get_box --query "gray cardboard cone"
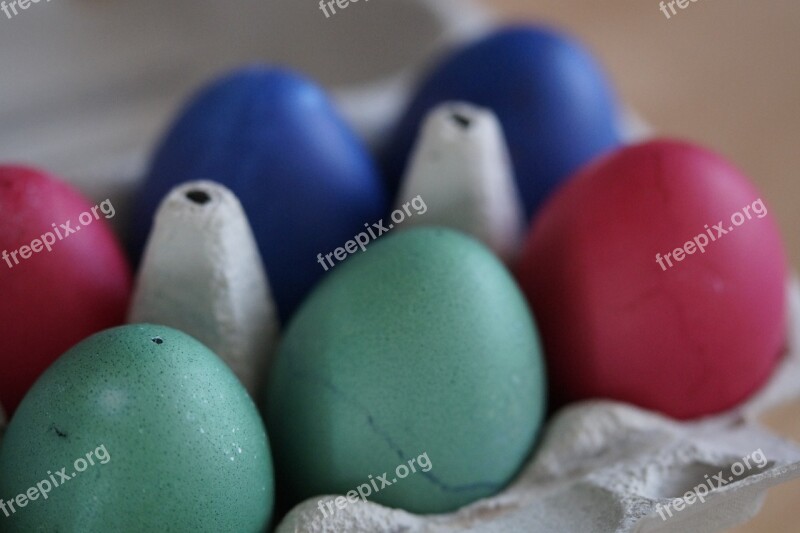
[395,102,525,263]
[128,181,278,395]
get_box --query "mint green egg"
[0,324,273,532]
[265,228,546,514]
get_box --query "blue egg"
[132,67,387,321]
[382,26,622,220]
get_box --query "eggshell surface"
[0,324,274,532]
[0,166,131,415]
[265,228,546,514]
[516,140,787,419]
[131,66,387,321]
[382,26,621,219]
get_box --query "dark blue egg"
[132,67,387,321]
[382,26,622,220]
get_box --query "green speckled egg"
[0,324,273,532]
[265,227,546,514]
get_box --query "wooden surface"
[483,1,800,531]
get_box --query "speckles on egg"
[265,228,547,514]
[0,324,275,531]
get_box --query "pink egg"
[0,166,132,415]
[516,140,787,419]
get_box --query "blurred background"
[0,0,797,530]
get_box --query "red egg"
[0,166,132,414]
[516,140,787,419]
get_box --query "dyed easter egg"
[0,166,131,415]
[516,140,787,419]
[265,228,546,514]
[383,25,622,219]
[0,324,274,531]
[131,66,387,321]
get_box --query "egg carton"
[114,152,800,533]
[116,179,800,533]
[2,1,798,532]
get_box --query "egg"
[265,228,546,514]
[516,140,787,419]
[131,66,388,322]
[0,166,131,415]
[0,324,274,531]
[382,25,622,219]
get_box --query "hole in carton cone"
[186,190,211,205]
[451,113,472,129]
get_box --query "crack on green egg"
[285,362,502,495]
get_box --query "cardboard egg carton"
[1,1,798,532]
[121,101,800,533]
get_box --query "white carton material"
[128,181,279,394]
[395,103,525,263]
